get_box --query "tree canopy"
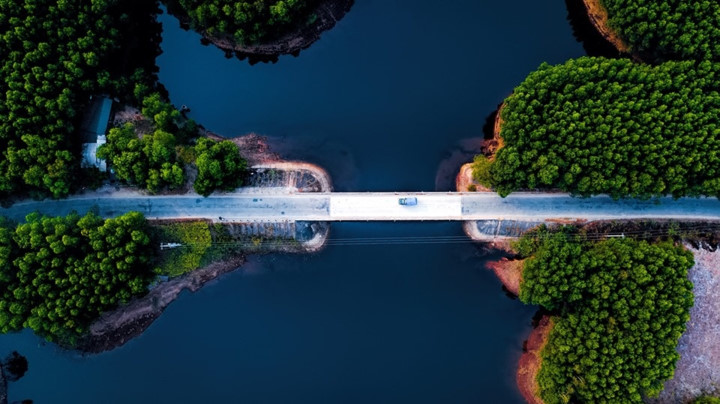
[166,0,320,45]
[193,138,247,196]
[516,227,694,403]
[474,57,720,199]
[97,123,186,193]
[601,0,720,62]
[0,212,155,343]
[0,0,162,198]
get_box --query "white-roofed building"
[79,96,113,171]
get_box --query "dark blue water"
[2,1,585,402]
[157,0,585,191]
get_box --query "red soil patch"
[581,0,630,54]
[517,316,553,404]
[486,258,524,296]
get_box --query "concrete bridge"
[2,192,720,223]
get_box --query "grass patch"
[154,221,212,277]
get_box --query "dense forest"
[0,0,163,198]
[166,0,320,45]
[0,212,156,343]
[473,57,720,199]
[515,227,694,403]
[601,0,720,62]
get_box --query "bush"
[693,397,720,404]
[155,222,212,277]
[193,138,248,196]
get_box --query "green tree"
[193,138,248,196]
[166,0,318,46]
[475,57,720,199]
[0,212,155,343]
[0,0,163,198]
[98,124,186,193]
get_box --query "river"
[1,1,584,402]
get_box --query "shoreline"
[581,0,631,55]
[485,257,523,296]
[75,134,332,353]
[517,316,552,404]
[75,256,245,353]
[455,103,505,193]
[169,0,353,62]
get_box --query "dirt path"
[650,244,720,403]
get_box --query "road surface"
[2,192,720,222]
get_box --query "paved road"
[2,192,720,222]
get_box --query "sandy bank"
[486,257,524,296]
[76,256,245,353]
[518,316,552,404]
[172,0,353,62]
[581,0,630,54]
[650,244,720,403]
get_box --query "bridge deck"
[2,192,720,222]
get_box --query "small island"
[164,0,354,61]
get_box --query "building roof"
[80,96,112,170]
